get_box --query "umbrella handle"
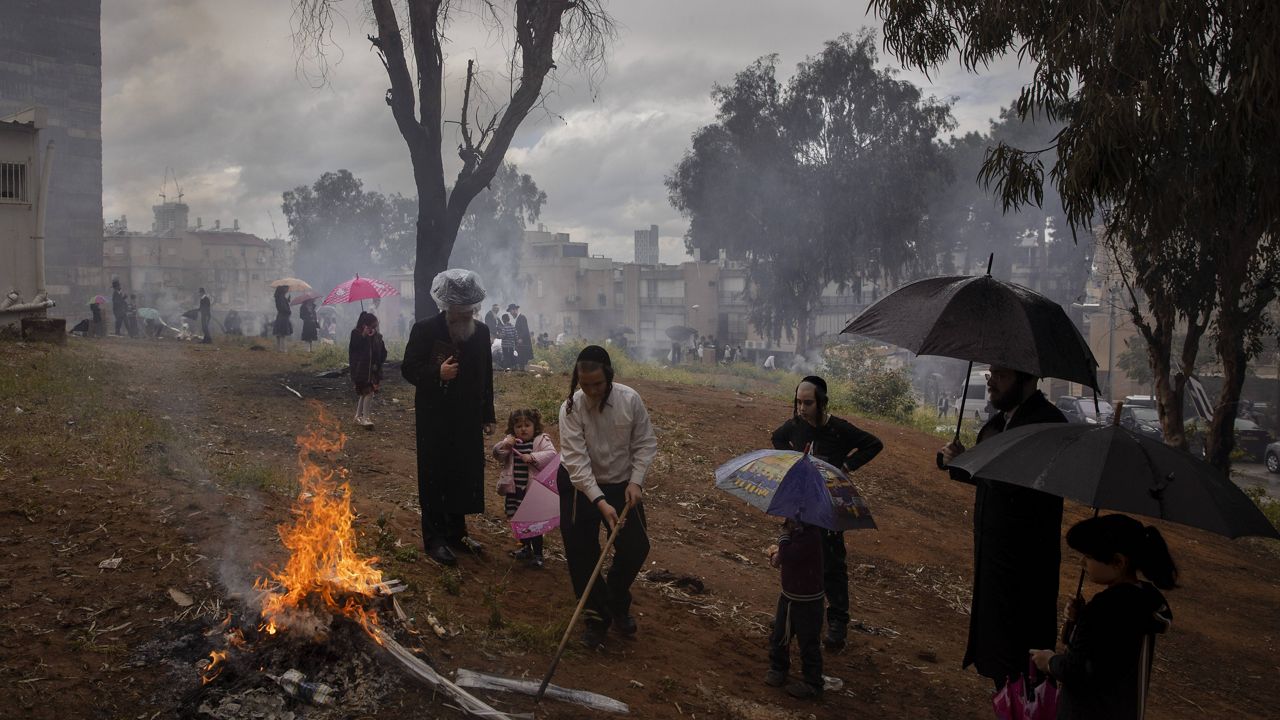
[536,501,634,703]
[937,360,975,470]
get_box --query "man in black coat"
[509,303,532,370]
[111,279,127,336]
[402,270,496,566]
[940,366,1066,688]
[484,303,500,336]
[771,375,883,651]
[198,288,213,344]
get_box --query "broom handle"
[535,501,635,703]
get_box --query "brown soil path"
[1,337,1277,719]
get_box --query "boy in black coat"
[765,520,825,699]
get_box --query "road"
[1234,461,1280,498]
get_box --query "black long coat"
[401,313,495,515]
[514,313,533,362]
[951,391,1066,682]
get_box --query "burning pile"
[254,403,384,638]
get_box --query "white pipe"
[1,299,56,313]
[32,140,55,295]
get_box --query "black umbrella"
[665,325,697,341]
[947,421,1280,540]
[611,326,636,335]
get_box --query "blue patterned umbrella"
[714,449,876,531]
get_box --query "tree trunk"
[1207,324,1248,471]
[794,314,810,359]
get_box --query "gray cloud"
[102,1,1031,262]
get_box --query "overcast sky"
[102,0,1030,263]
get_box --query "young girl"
[1031,514,1176,720]
[348,311,388,428]
[492,408,557,567]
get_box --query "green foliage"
[282,169,404,292]
[667,31,954,354]
[1242,485,1280,533]
[823,343,916,421]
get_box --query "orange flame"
[255,403,383,636]
[201,649,228,684]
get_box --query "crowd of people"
[399,268,1180,716]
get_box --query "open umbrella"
[665,325,698,342]
[269,277,312,293]
[510,456,562,540]
[843,255,1099,463]
[715,449,875,531]
[322,274,400,309]
[136,307,162,321]
[611,326,636,336]
[946,420,1280,540]
[290,292,322,306]
[90,294,108,305]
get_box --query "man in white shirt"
[557,345,658,649]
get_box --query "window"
[598,292,607,307]
[0,162,26,201]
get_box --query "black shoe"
[450,536,484,555]
[613,614,637,636]
[764,669,787,687]
[509,545,533,561]
[823,623,847,651]
[581,625,606,650]
[531,554,545,569]
[785,681,822,700]
[427,544,457,566]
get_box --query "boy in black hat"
[770,375,883,651]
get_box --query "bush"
[1243,485,1280,533]
[823,343,916,422]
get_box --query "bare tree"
[294,1,612,319]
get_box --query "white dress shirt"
[558,382,658,502]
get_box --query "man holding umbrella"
[198,287,213,344]
[939,367,1066,689]
[402,269,496,566]
[771,376,883,651]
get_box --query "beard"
[989,385,1023,412]
[448,317,476,343]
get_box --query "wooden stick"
[536,502,635,703]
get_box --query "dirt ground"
[1,337,1278,719]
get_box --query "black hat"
[577,344,612,366]
[507,303,520,312]
[800,375,828,394]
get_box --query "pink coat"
[493,433,558,495]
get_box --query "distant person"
[670,340,683,365]
[272,285,292,352]
[349,311,388,428]
[300,298,319,352]
[763,355,776,370]
[88,301,105,338]
[1031,514,1176,720]
[198,287,213,344]
[939,366,1066,689]
[936,393,948,419]
[493,408,558,569]
[765,518,825,700]
[126,295,140,338]
[509,304,532,371]
[555,331,566,346]
[484,303,501,337]
[223,309,243,336]
[499,313,518,370]
[772,376,883,651]
[111,279,127,336]
[557,345,657,648]
[736,345,745,363]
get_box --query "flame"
[255,403,383,636]
[201,649,228,684]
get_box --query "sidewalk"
[1233,462,1280,499]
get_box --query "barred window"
[0,162,26,202]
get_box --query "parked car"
[1119,405,1163,439]
[1055,395,1115,425]
[1186,417,1275,461]
[1265,441,1280,474]
[1123,395,1157,409]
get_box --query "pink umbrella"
[321,274,400,308]
[510,455,562,540]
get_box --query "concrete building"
[0,1,104,316]
[633,224,659,265]
[0,107,56,330]
[103,203,291,324]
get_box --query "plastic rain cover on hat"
[430,269,486,308]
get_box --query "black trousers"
[822,530,849,627]
[418,483,468,550]
[201,315,211,342]
[557,468,650,630]
[114,314,125,335]
[768,595,824,688]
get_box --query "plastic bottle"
[272,669,336,706]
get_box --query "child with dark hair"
[1031,513,1177,720]
[493,408,558,567]
[348,311,387,428]
[765,519,825,700]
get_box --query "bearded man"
[939,366,1066,688]
[402,269,496,566]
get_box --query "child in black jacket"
[765,519,825,700]
[1031,514,1176,719]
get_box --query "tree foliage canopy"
[667,32,954,354]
